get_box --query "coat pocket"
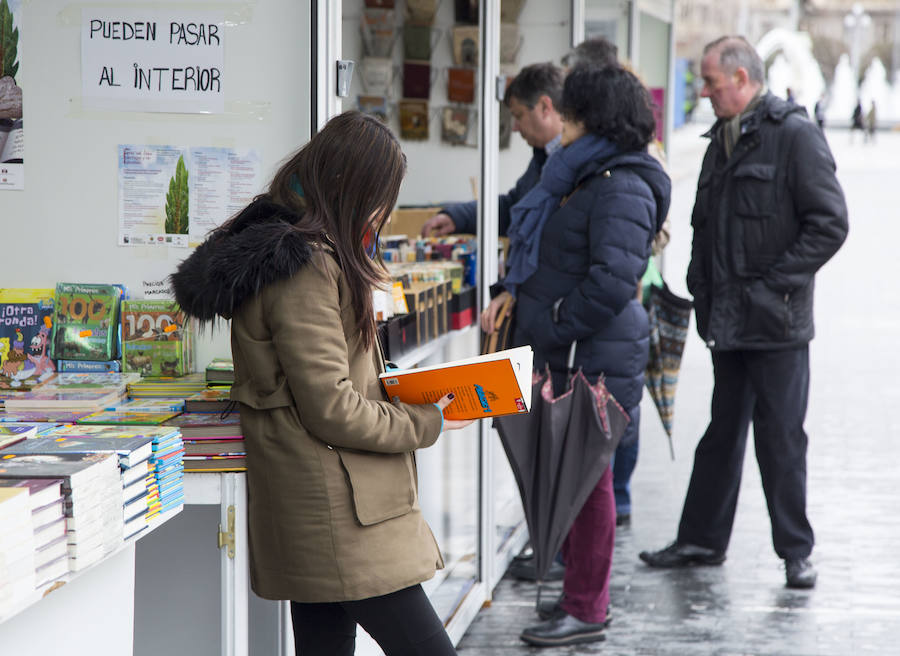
[739,279,790,343]
[336,449,416,526]
[733,163,777,218]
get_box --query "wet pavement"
[457,125,900,655]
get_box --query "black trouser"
[290,584,457,656]
[677,347,814,560]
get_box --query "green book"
[121,300,194,377]
[50,283,123,362]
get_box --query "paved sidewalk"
[457,125,900,655]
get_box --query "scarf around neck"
[504,134,619,296]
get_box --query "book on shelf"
[163,411,241,439]
[56,359,122,373]
[0,288,57,391]
[52,372,141,389]
[75,409,182,426]
[0,423,38,448]
[50,283,124,362]
[1,387,125,411]
[2,434,155,469]
[105,398,185,413]
[183,387,233,413]
[0,478,64,511]
[378,346,533,420]
[121,300,195,377]
[127,372,206,399]
[205,358,234,385]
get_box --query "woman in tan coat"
[172,112,471,655]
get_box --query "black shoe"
[538,594,613,626]
[785,558,817,589]
[639,541,726,568]
[616,513,631,526]
[508,556,565,582]
[520,612,606,647]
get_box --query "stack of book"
[183,387,232,413]
[165,412,245,473]
[127,372,206,399]
[104,398,185,413]
[0,423,38,448]
[0,486,36,618]
[0,452,123,572]
[0,479,68,593]
[76,409,182,427]
[205,358,234,386]
[9,428,157,541]
[149,427,185,517]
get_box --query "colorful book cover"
[56,360,122,373]
[121,300,194,377]
[76,410,181,426]
[44,424,180,443]
[0,288,56,390]
[0,451,118,488]
[378,345,533,420]
[2,388,124,411]
[184,387,233,412]
[105,398,185,413]
[54,372,141,389]
[1,435,154,469]
[50,283,123,362]
[0,410,93,424]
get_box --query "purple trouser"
[558,465,615,624]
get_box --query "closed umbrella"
[495,351,629,603]
[644,282,692,459]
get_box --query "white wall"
[2,1,311,366]
[340,0,571,207]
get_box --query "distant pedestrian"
[639,36,848,590]
[785,87,795,104]
[851,100,864,143]
[865,101,877,143]
[814,95,826,129]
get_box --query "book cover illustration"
[50,283,123,362]
[184,387,232,412]
[379,346,533,420]
[0,451,117,486]
[0,288,56,390]
[76,410,181,426]
[2,435,154,468]
[121,300,194,377]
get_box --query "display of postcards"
[406,0,438,24]
[360,8,396,57]
[75,409,181,426]
[0,288,56,391]
[163,412,241,439]
[452,25,479,66]
[184,388,233,413]
[205,358,234,385]
[361,57,394,96]
[402,61,431,99]
[50,283,123,362]
[2,434,155,469]
[399,100,429,140]
[441,107,471,146]
[358,95,389,123]
[447,67,476,104]
[403,24,439,61]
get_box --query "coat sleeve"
[264,258,443,454]
[525,177,656,349]
[764,119,849,292]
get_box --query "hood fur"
[170,198,313,321]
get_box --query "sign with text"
[81,10,224,114]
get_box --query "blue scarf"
[505,135,619,296]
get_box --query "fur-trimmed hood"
[170,198,313,321]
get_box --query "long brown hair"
[270,111,406,348]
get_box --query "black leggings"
[290,584,457,656]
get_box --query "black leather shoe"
[785,558,817,589]
[639,541,726,568]
[520,612,606,647]
[538,594,613,626]
[508,556,565,582]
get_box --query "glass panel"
[584,0,631,57]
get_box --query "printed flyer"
[117,144,261,247]
[0,0,24,190]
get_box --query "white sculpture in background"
[756,28,825,113]
[825,54,857,125]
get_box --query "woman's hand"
[481,291,512,335]
[435,393,476,431]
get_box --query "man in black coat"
[639,36,848,589]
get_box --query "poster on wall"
[117,144,261,247]
[0,0,24,190]
[81,9,224,114]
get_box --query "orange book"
[379,346,533,421]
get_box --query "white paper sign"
[81,10,224,114]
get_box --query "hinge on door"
[217,505,235,559]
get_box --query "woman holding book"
[481,65,671,647]
[172,111,471,656]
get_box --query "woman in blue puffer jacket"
[482,65,671,648]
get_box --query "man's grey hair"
[704,36,764,85]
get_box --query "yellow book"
[379,346,533,421]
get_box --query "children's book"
[121,299,194,377]
[163,412,241,438]
[2,388,124,411]
[2,435,154,469]
[50,283,124,362]
[184,388,233,413]
[205,358,234,385]
[0,288,56,391]
[76,410,181,426]
[53,372,141,389]
[378,345,533,420]
[56,360,122,373]
[43,423,181,444]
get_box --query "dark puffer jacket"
[687,93,848,351]
[513,151,671,411]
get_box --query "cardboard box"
[385,207,442,238]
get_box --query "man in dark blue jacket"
[421,63,564,237]
[639,36,848,589]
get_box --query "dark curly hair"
[560,65,657,152]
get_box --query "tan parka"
[227,246,445,602]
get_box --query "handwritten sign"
[81,10,225,114]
